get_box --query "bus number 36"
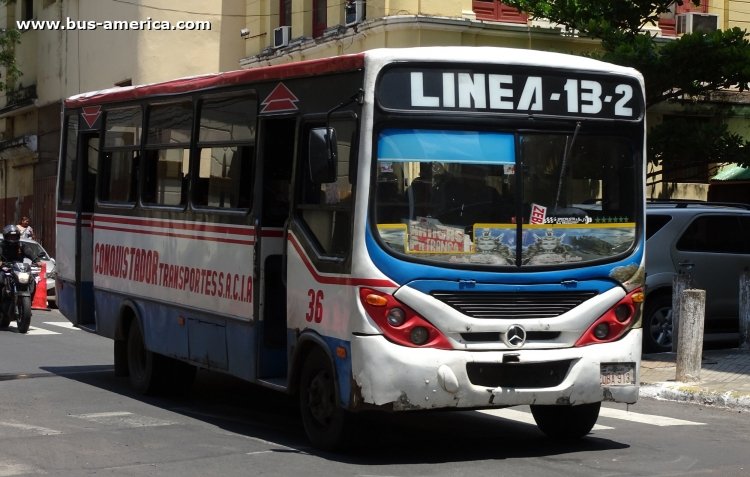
[306,289,325,323]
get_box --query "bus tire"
[126,320,166,394]
[16,296,31,334]
[299,348,353,450]
[530,402,601,439]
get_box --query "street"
[1,309,749,477]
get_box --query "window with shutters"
[473,1,528,24]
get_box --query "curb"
[640,383,750,411]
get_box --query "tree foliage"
[0,0,21,90]
[504,0,683,40]
[504,0,750,170]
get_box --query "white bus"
[57,47,646,449]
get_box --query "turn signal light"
[359,288,452,349]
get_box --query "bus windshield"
[374,128,638,267]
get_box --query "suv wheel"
[643,294,673,353]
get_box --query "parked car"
[0,237,56,307]
[644,201,750,352]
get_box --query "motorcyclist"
[0,224,37,265]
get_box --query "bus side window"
[193,146,253,209]
[193,93,257,211]
[143,101,191,207]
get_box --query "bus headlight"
[575,288,643,347]
[386,308,406,327]
[410,326,430,345]
[359,288,452,349]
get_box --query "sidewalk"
[639,348,750,411]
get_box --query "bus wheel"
[126,321,164,394]
[299,348,352,450]
[530,402,601,439]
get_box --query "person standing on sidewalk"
[16,216,34,240]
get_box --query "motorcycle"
[0,260,35,333]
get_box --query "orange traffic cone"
[32,261,49,311]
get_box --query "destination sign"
[376,66,643,120]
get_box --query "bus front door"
[255,118,295,381]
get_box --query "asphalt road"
[1,309,749,476]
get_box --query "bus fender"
[114,299,143,341]
[288,330,337,397]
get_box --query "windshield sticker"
[407,218,469,254]
[522,224,634,265]
[377,223,408,253]
[377,220,635,266]
[530,203,547,224]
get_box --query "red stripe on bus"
[65,54,365,109]
[287,234,396,288]
[93,224,255,246]
[94,215,253,237]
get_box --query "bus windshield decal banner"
[377,66,643,120]
[377,129,515,164]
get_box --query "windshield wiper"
[554,121,581,213]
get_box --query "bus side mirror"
[309,127,337,184]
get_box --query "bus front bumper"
[349,329,641,411]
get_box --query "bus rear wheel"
[299,348,353,450]
[530,402,601,439]
[126,321,166,394]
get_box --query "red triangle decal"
[261,83,299,113]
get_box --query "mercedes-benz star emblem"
[505,324,527,348]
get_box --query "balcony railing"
[3,84,37,111]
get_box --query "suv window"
[645,214,672,240]
[676,215,748,253]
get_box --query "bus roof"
[362,47,643,81]
[64,52,366,109]
[64,47,643,109]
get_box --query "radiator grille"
[431,291,597,319]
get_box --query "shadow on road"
[39,364,629,464]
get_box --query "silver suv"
[644,201,750,352]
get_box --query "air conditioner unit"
[676,13,719,34]
[345,1,365,27]
[273,25,291,48]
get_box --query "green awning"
[712,164,750,181]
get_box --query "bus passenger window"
[143,101,192,207]
[60,115,78,203]
[142,148,189,207]
[99,150,137,203]
[193,92,257,211]
[194,146,253,209]
[100,106,141,204]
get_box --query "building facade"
[0,0,244,254]
[0,1,748,254]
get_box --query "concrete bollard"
[675,289,706,383]
[671,265,693,353]
[740,270,750,350]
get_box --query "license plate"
[600,364,635,386]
